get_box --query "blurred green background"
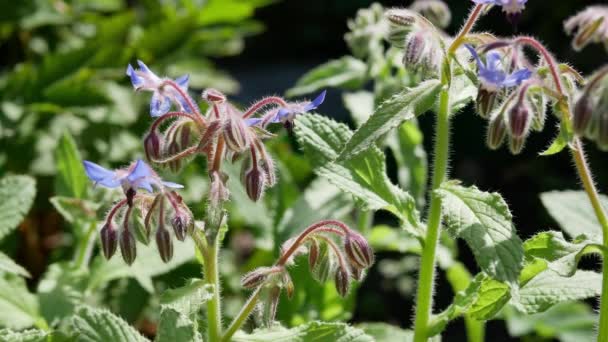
[0,0,607,341]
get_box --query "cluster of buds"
[472,0,528,25]
[564,5,608,52]
[573,66,608,150]
[409,0,451,29]
[240,220,374,324]
[127,61,325,206]
[84,159,194,264]
[386,8,445,78]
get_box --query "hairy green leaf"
[286,57,367,97]
[0,275,43,329]
[50,196,100,224]
[343,91,375,127]
[37,262,88,325]
[540,191,608,239]
[156,307,203,342]
[357,323,417,341]
[436,181,524,284]
[0,252,30,278]
[338,79,441,160]
[70,305,148,342]
[0,175,36,242]
[468,278,511,320]
[233,321,373,341]
[0,328,49,342]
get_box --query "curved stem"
[163,80,202,117]
[221,287,263,342]
[448,4,484,54]
[242,97,289,119]
[204,235,222,342]
[413,87,451,342]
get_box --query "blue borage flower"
[465,45,532,92]
[126,60,197,117]
[472,0,527,16]
[83,159,183,193]
[245,90,326,127]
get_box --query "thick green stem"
[464,316,485,342]
[73,221,97,269]
[413,87,451,342]
[221,287,263,342]
[204,236,222,342]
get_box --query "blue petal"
[150,92,171,117]
[127,159,154,184]
[245,118,263,126]
[465,45,485,70]
[126,64,144,89]
[275,108,291,122]
[485,52,503,72]
[303,90,327,112]
[137,60,154,76]
[175,75,189,89]
[137,180,155,193]
[502,68,533,87]
[83,161,120,188]
[162,181,184,189]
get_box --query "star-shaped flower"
[472,0,527,15]
[245,90,326,128]
[465,45,532,92]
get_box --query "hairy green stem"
[221,287,263,342]
[204,235,222,341]
[413,87,450,342]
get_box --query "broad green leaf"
[468,278,511,320]
[0,175,36,241]
[0,328,49,342]
[55,132,87,198]
[50,196,100,224]
[357,323,416,342]
[0,275,44,329]
[343,91,375,127]
[295,114,421,235]
[0,252,30,278]
[368,225,420,254]
[70,305,148,342]
[541,114,573,156]
[515,270,601,314]
[233,321,373,342]
[524,231,603,277]
[436,181,524,284]
[286,57,368,97]
[88,239,196,293]
[447,74,477,113]
[338,79,441,161]
[37,262,88,325]
[156,307,203,342]
[277,178,353,243]
[504,302,596,342]
[540,191,608,239]
[159,279,213,314]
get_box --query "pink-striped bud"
[223,113,251,153]
[507,100,532,138]
[486,113,507,150]
[100,223,118,259]
[241,267,274,289]
[243,166,266,202]
[509,135,526,155]
[201,88,226,103]
[155,225,173,263]
[476,89,497,119]
[574,94,594,136]
[144,130,162,163]
[344,232,375,269]
[308,239,320,272]
[334,266,350,297]
[119,228,137,265]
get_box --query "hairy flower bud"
[507,100,532,138]
[241,267,276,289]
[334,266,350,297]
[156,225,173,263]
[574,94,594,135]
[144,130,162,163]
[171,215,188,242]
[312,243,334,284]
[308,239,320,272]
[243,166,266,202]
[476,89,498,119]
[529,91,547,132]
[281,272,294,300]
[486,113,507,150]
[410,0,451,29]
[351,266,364,281]
[167,141,182,173]
[386,9,416,27]
[119,228,137,265]
[201,88,226,103]
[100,223,118,259]
[344,232,374,269]
[223,112,252,153]
[509,135,526,155]
[403,32,425,70]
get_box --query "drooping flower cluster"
[573,66,608,150]
[240,220,374,324]
[472,0,528,23]
[564,6,608,52]
[84,159,192,264]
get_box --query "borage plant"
[83,61,374,341]
[288,0,608,341]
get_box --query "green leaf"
[157,280,211,342]
[436,181,524,284]
[286,57,367,97]
[468,278,511,320]
[0,275,44,329]
[233,321,373,342]
[0,252,30,278]
[357,323,415,342]
[295,114,421,235]
[37,262,88,325]
[343,91,375,127]
[88,239,196,293]
[50,196,100,224]
[515,270,601,314]
[540,116,574,156]
[447,74,477,113]
[338,79,441,161]
[0,328,49,342]
[0,175,36,242]
[524,231,603,277]
[55,132,87,198]
[156,307,203,342]
[540,191,608,239]
[159,279,213,314]
[70,305,148,342]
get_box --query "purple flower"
[472,0,527,15]
[465,45,532,92]
[84,159,183,193]
[245,90,326,127]
[126,61,193,117]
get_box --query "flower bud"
[507,100,532,138]
[167,141,182,173]
[486,113,507,150]
[334,266,350,297]
[155,225,174,263]
[508,135,526,155]
[410,0,451,29]
[264,286,281,326]
[476,89,497,119]
[386,9,416,27]
[243,166,266,202]
[403,31,425,71]
[223,113,251,153]
[201,88,226,103]
[311,243,334,284]
[119,228,137,265]
[529,92,547,132]
[344,232,375,269]
[281,272,294,300]
[100,223,118,259]
[308,239,320,272]
[144,130,162,163]
[574,95,594,136]
[171,215,188,242]
[597,108,608,151]
[241,267,273,289]
[350,266,364,281]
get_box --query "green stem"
[464,316,485,342]
[357,210,372,235]
[204,235,222,342]
[73,221,97,269]
[413,87,451,342]
[221,287,263,342]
